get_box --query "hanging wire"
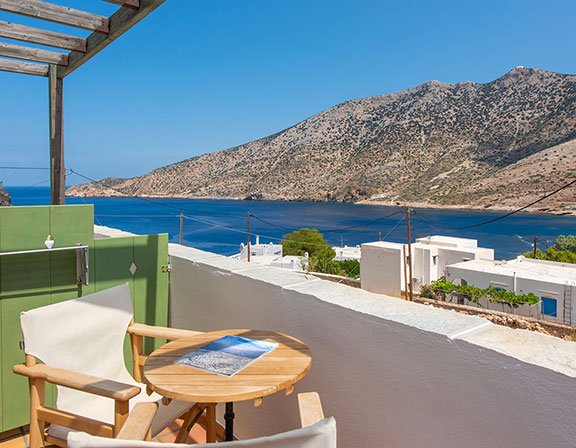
[380,215,406,241]
[67,169,245,217]
[411,177,576,230]
[250,210,403,234]
[0,166,51,170]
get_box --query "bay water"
[6,186,575,259]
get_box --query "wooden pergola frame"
[0,0,166,204]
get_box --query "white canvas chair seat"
[20,283,193,440]
[68,417,337,448]
[48,385,191,440]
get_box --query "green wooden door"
[0,205,169,433]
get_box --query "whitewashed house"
[361,235,494,297]
[446,257,576,325]
[332,245,361,261]
[234,236,307,271]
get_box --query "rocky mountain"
[0,184,11,206]
[67,67,576,211]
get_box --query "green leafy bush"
[308,257,360,279]
[523,235,576,264]
[422,278,539,309]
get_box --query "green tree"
[523,234,576,264]
[524,248,576,264]
[281,228,335,260]
[553,235,576,254]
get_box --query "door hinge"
[161,264,172,273]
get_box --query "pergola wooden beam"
[49,65,65,205]
[0,56,48,76]
[0,0,109,33]
[58,0,166,78]
[0,0,167,205]
[101,0,140,9]
[0,41,68,65]
[0,21,87,52]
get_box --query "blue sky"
[1,0,575,186]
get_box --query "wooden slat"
[117,402,158,441]
[128,322,202,340]
[298,392,325,427]
[0,56,47,75]
[0,41,67,65]
[0,0,109,32]
[37,406,114,438]
[58,0,166,77]
[0,20,86,52]
[13,363,141,401]
[102,0,140,9]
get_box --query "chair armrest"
[13,364,141,402]
[297,392,325,427]
[116,402,158,440]
[127,323,202,340]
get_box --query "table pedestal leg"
[205,404,216,443]
[175,404,205,443]
[225,402,235,441]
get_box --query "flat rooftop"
[416,235,478,248]
[448,256,576,283]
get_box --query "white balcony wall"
[168,244,576,448]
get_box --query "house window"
[541,297,557,317]
[432,256,438,266]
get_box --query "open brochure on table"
[174,335,279,377]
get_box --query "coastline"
[65,192,576,217]
[355,199,576,217]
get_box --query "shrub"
[424,278,539,309]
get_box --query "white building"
[238,236,282,260]
[361,235,494,297]
[332,245,361,261]
[234,237,306,271]
[446,257,576,325]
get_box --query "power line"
[250,210,403,234]
[67,169,244,218]
[412,177,576,230]
[381,215,406,240]
[5,178,51,192]
[0,166,50,170]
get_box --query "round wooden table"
[144,329,312,442]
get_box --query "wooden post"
[379,231,382,241]
[26,355,45,448]
[49,64,65,205]
[533,237,538,259]
[247,212,251,262]
[403,245,409,300]
[179,213,183,245]
[406,206,413,301]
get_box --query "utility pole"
[406,206,414,301]
[247,212,251,262]
[533,237,539,259]
[179,213,183,245]
[379,231,382,241]
[403,245,409,300]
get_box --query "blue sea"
[5,186,576,259]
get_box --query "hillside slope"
[68,67,576,210]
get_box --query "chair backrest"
[68,417,337,448]
[20,283,136,402]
